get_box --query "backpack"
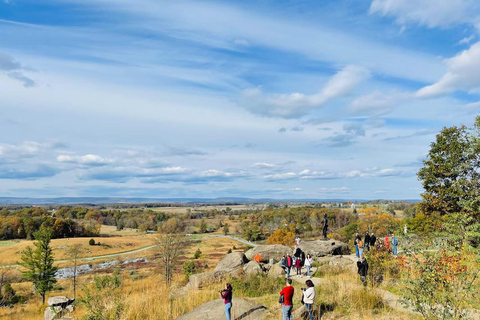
[278,294,284,304]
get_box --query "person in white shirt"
[303,279,316,320]
[295,237,301,245]
[304,254,313,278]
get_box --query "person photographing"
[219,283,233,320]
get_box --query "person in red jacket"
[279,279,294,320]
[295,256,302,277]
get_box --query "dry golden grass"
[0,232,156,265]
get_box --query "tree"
[67,244,84,300]
[199,219,207,233]
[418,117,480,217]
[267,229,295,246]
[19,228,58,304]
[81,270,123,320]
[182,261,196,280]
[223,223,230,235]
[156,218,187,285]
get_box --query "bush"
[365,246,400,286]
[227,249,232,254]
[182,261,197,280]
[89,239,95,246]
[232,245,236,250]
[193,248,202,259]
[267,229,295,246]
[243,245,253,253]
[230,275,285,297]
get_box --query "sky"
[1,0,480,200]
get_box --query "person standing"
[304,254,313,278]
[357,257,369,286]
[303,279,316,320]
[391,233,398,256]
[295,236,301,246]
[280,279,295,320]
[286,254,293,278]
[354,233,361,258]
[357,238,364,258]
[370,232,376,248]
[364,232,371,251]
[220,283,233,320]
[384,235,391,251]
[295,256,302,277]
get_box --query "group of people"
[354,232,399,258]
[281,246,314,278]
[279,278,316,320]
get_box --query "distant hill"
[0,197,420,205]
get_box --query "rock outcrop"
[245,244,292,262]
[243,260,263,276]
[329,255,356,270]
[187,271,227,290]
[214,252,249,273]
[268,264,285,278]
[176,298,267,320]
[44,296,74,320]
[299,239,349,257]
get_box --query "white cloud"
[264,172,297,180]
[0,141,62,162]
[417,42,480,97]
[349,91,412,115]
[57,154,113,166]
[241,65,370,118]
[459,35,475,45]
[252,162,276,168]
[370,0,480,29]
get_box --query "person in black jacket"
[357,257,368,286]
[369,232,376,248]
[364,233,371,251]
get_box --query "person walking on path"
[295,236,301,246]
[391,233,398,256]
[295,256,302,277]
[364,232,371,251]
[220,283,233,320]
[286,254,293,278]
[303,279,316,320]
[357,238,364,258]
[280,279,295,320]
[354,233,361,258]
[370,232,376,248]
[304,254,313,278]
[357,257,369,287]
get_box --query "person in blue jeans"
[354,233,361,258]
[220,283,233,320]
[391,234,398,256]
[303,279,316,320]
[280,279,294,320]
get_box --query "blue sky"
[1,0,480,200]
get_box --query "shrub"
[243,245,253,253]
[232,245,236,250]
[229,275,285,297]
[89,239,95,246]
[227,249,232,254]
[182,261,197,280]
[193,248,202,259]
[365,246,400,286]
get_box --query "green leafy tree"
[81,270,123,320]
[193,248,202,259]
[182,261,197,280]
[418,117,480,218]
[19,228,58,304]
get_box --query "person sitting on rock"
[219,283,233,320]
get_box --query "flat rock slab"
[47,296,71,306]
[176,298,267,320]
[245,244,292,262]
[299,239,349,257]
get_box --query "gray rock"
[268,264,285,278]
[176,298,267,320]
[44,306,62,320]
[243,260,263,276]
[299,239,349,257]
[187,271,227,290]
[214,252,248,273]
[47,296,70,306]
[329,255,356,270]
[245,245,292,262]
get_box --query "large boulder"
[329,255,356,270]
[268,264,286,278]
[187,271,226,290]
[214,252,249,273]
[44,296,75,320]
[245,245,292,262]
[176,298,267,320]
[243,260,263,276]
[299,239,349,257]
